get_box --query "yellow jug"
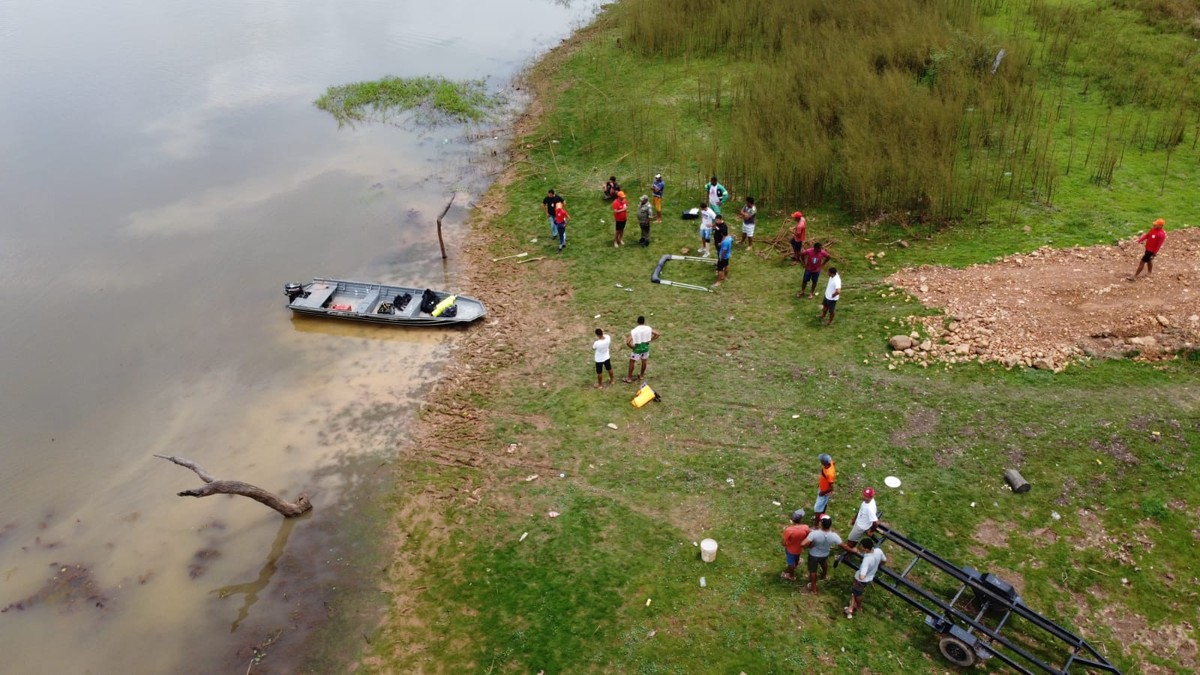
[431,295,458,317]
[631,384,656,408]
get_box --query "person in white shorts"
[623,315,661,383]
[739,196,757,249]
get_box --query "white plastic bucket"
[700,538,719,563]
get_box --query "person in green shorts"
[623,315,661,383]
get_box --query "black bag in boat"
[441,304,458,318]
[396,292,413,311]
[419,289,439,314]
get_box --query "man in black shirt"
[542,189,564,235]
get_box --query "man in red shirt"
[789,211,807,263]
[781,509,810,581]
[1130,218,1167,280]
[612,191,628,248]
[799,241,838,299]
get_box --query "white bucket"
[700,538,719,563]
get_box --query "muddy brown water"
[0,0,598,671]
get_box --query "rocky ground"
[883,229,1200,371]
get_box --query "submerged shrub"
[315,76,501,126]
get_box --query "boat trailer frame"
[839,524,1121,674]
[650,254,715,292]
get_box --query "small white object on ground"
[594,314,601,319]
[647,630,656,637]
[615,283,623,288]
[530,238,538,243]
[791,414,800,419]
[559,473,566,478]
[692,541,698,546]
[525,474,539,482]
[645,598,652,607]
[861,463,866,468]
[699,577,706,588]
[970,502,976,508]
[700,538,719,562]
[884,476,901,488]
[519,532,528,542]
[1051,511,1061,520]
[547,511,559,518]
[772,501,781,506]
[606,422,618,430]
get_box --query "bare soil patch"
[972,519,1009,548]
[885,230,1200,370]
[888,405,939,447]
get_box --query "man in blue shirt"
[714,227,733,286]
[651,174,665,223]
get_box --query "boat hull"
[285,278,486,327]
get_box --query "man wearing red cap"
[1130,218,1167,280]
[789,211,807,263]
[841,487,879,554]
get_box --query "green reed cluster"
[315,76,500,126]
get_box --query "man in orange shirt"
[781,509,810,581]
[1130,218,1167,280]
[789,211,807,263]
[813,454,836,522]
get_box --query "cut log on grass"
[1004,468,1031,494]
[155,455,312,517]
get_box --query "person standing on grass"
[592,328,614,388]
[604,176,621,200]
[802,514,842,594]
[799,242,835,298]
[845,537,886,619]
[781,509,810,581]
[553,202,569,252]
[698,201,716,257]
[651,174,665,223]
[637,195,653,246]
[790,211,807,263]
[739,196,758,249]
[840,487,879,555]
[820,267,841,325]
[542,189,563,236]
[813,453,836,522]
[707,176,729,215]
[624,316,661,383]
[612,191,629,247]
[714,225,733,286]
[1130,218,1167,280]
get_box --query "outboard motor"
[284,283,304,302]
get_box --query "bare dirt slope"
[884,229,1200,370]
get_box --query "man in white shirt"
[697,201,717,257]
[842,487,879,552]
[845,537,886,619]
[623,316,661,383]
[592,328,613,388]
[819,267,841,325]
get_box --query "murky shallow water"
[0,0,597,670]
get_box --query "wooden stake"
[436,194,456,260]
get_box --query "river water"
[0,1,596,671]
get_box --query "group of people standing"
[591,315,662,388]
[782,454,886,619]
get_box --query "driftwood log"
[155,455,312,517]
[1004,468,1031,494]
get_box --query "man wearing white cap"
[841,487,879,554]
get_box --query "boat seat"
[357,290,380,313]
[294,283,337,309]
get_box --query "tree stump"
[155,455,312,517]
[1004,468,1031,494]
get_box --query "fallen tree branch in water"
[154,455,312,517]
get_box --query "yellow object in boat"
[431,295,458,317]
[632,384,656,408]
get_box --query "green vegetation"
[371,1,1200,672]
[314,76,501,126]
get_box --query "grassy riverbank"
[370,2,1200,672]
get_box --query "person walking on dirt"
[651,174,665,223]
[592,328,614,388]
[844,537,886,619]
[553,202,569,251]
[612,191,629,247]
[542,189,563,235]
[840,487,879,555]
[802,514,842,594]
[637,195,653,246]
[1130,218,1167,280]
[698,201,716,257]
[739,196,758,250]
[820,267,841,326]
[707,176,729,215]
[781,509,810,582]
[799,242,836,298]
[813,453,836,522]
[790,211,807,263]
[624,316,661,383]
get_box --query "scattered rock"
[889,335,914,351]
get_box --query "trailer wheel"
[938,635,977,667]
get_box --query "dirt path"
[885,229,1200,370]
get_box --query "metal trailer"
[650,254,716,292]
[838,524,1121,673]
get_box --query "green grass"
[314,76,501,126]
[370,2,1200,673]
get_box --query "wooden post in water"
[436,194,455,260]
